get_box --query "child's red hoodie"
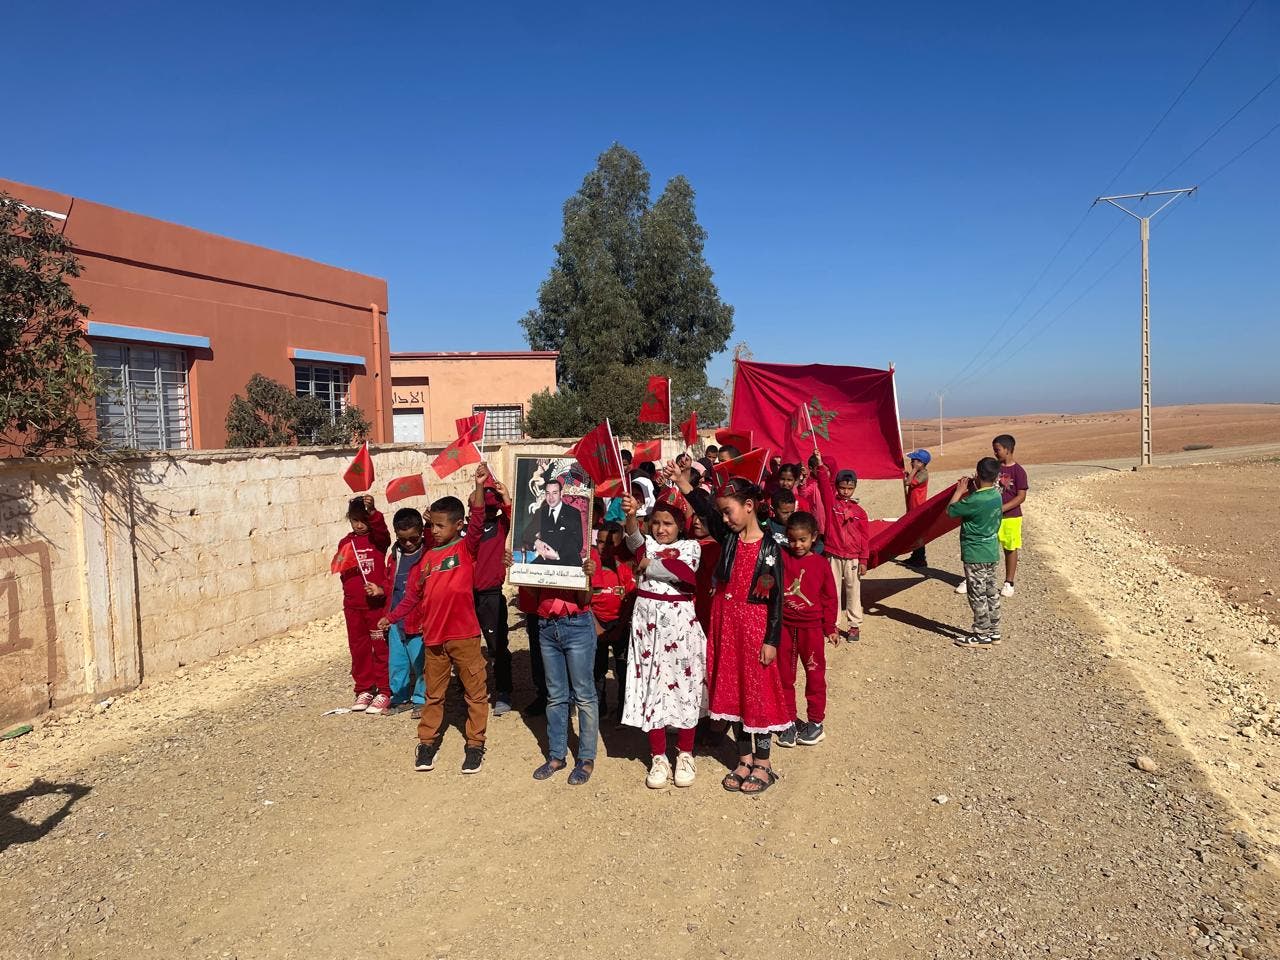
[590,546,636,625]
[338,510,392,608]
[816,458,869,564]
[781,550,837,634]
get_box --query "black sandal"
[722,762,753,792]
[740,763,778,796]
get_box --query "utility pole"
[1094,187,1197,467]
[934,390,946,454]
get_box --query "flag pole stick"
[805,403,820,459]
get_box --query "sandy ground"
[3,449,1280,959]
[902,403,1280,471]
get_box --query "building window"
[475,404,523,441]
[92,342,191,450]
[295,363,348,421]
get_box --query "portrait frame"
[507,454,594,590]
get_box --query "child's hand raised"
[361,495,376,513]
[474,462,490,487]
[620,494,638,517]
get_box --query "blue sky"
[7,1,1278,417]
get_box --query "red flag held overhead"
[343,442,375,493]
[712,448,771,492]
[782,400,820,463]
[455,413,486,444]
[680,410,698,449]
[386,473,427,503]
[714,429,753,454]
[637,376,671,425]
[432,437,482,479]
[632,439,662,464]
[570,421,624,490]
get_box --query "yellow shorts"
[998,517,1023,552]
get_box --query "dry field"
[903,402,1280,471]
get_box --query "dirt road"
[3,452,1280,959]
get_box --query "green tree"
[225,373,370,447]
[521,145,733,437]
[0,192,101,455]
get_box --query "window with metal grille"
[92,342,191,450]
[474,404,523,441]
[294,363,348,421]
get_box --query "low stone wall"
[0,438,599,725]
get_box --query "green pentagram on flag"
[446,447,460,460]
[644,390,660,407]
[793,397,837,441]
[592,442,610,463]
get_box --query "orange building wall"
[390,352,558,442]
[1,179,393,448]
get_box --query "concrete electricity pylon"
[1093,187,1197,467]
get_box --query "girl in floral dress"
[673,468,787,796]
[621,495,707,789]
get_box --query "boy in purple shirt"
[957,434,1029,599]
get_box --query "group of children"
[334,433,1029,787]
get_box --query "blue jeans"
[539,611,599,762]
[387,624,425,705]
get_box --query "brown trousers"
[416,635,489,748]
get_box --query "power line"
[938,0,1260,392]
[1153,67,1280,185]
[1097,0,1261,195]
[1201,118,1280,184]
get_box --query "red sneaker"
[352,691,375,711]
[365,693,392,715]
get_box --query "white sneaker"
[1001,582,1015,598]
[954,580,967,594]
[646,753,672,789]
[674,752,696,788]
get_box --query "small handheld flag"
[632,439,662,464]
[680,410,698,449]
[386,473,427,503]
[343,442,375,493]
[432,437,482,479]
[637,375,671,426]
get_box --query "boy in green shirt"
[946,457,1003,647]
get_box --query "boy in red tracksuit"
[774,511,838,748]
[338,496,392,714]
[590,523,636,720]
[816,454,870,641]
[470,464,515,715]
[385,472,490,775]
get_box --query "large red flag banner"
[637,375,670,425]
[343,442,375,493]
[730,361,904,480]
[865,484,960,569]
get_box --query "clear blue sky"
[8,1,1278,417]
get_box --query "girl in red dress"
[675,468,787,795]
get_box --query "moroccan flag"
[632,439,662,464]
[432,437,482,479]
[638,375,671,425]
[455,413,486,444]
[730,361,904,480]
[714,428,753,453]
[865,484,961,570]
[570,421,625,490]
[343,442,374,493]
[386,473,427,503]
[712,448,770,491]
[782,400,820,463]
[330,541,360,575]
[680,410,698,449]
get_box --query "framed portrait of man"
[508,455,593,589]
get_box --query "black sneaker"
[989,632,1002,644]
[775,724,798,748]
[461,746,485,774]
[414,742,439,771]
[796,721,825,745]
[956,634,994,649]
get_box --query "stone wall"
[0,438,604,726]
